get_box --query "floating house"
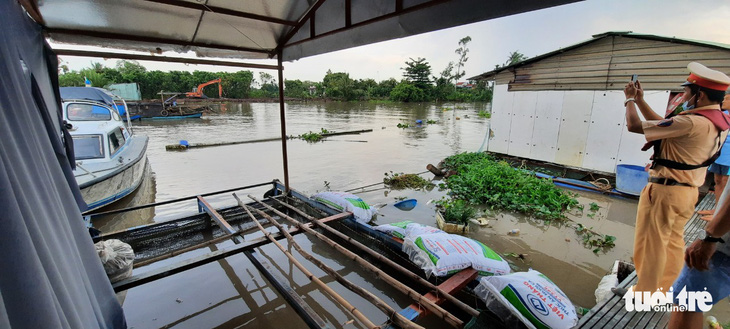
[470,31,730,174]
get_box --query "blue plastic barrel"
[615,164,649,196]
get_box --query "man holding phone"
[617,62,730,296]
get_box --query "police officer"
[618,62,730,295]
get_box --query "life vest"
[643,109,730,170]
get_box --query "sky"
[57,0,730,84]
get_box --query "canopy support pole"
[277,50,290,193]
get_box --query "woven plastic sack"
[403,233,510,277]
[95,239,135,283]
[474,269,578,329]
[312,191,377,223]
[373,222,445,239]
[404,223,445,237]
[373,220,413,238]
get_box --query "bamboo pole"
[237,199,378,329]
[233,194,424,329]
[247,195,465,328]
[270,197,480,318]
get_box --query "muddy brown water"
[94,102,728,328]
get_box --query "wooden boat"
[89,180,531,329]
[60,87,149,212]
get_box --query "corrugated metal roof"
[469,31,730,80]
[22,0,583,62]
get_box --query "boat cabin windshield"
[72,135,104,159]
[66,103,113,121]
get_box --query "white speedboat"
[60,87,149,212]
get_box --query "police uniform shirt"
[641,105,728,187]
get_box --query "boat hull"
[77,136,149,212]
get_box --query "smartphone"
[631,74,639,83]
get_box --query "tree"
[390,82,427,102]
[454,36,471,81]
[504,51,528,66]
[402,57,432,91]
[322,70,354,100]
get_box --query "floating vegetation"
[299,128,333,143]
[435,199,476,225]
[426,119,437,124]
[478,110,491,118]
[397,123,410,129]
[589,202,601,212]
[574,223,617,253]
[442,152,579,220]
[300,131,323,142]
[383,171,433,190]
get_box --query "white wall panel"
[555,91,594,167]
[530,91,564,162]
[582,91,627,172]
[508,92,538,158]
[487,84,513,154]
[616,90,671,167]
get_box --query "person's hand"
[685,239,717,271]
[635,81,644,102]
[624,81,638,99]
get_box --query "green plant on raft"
[441,152,579,220]
[478,110,491,118]
[383,171,433,190]
[438,199,476,225]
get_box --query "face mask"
[669,95,695,117]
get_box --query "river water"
[98,101,727,328]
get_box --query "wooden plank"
[198,195,237,235]
[112,211,351,292]
[390,268,478,325]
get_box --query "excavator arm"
[186,78,222,98]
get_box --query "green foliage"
[299,131,323,143]
[478,110,491,118]
[390,82,427,102]
[402,57,432,90]
[440,199,476,225]
[589,202,601,212]
[575,224,617,253]
[397,122,410,128]
[58,60,254,99]
[454,36,472,82]
[426,119,437,124]
[442,152,579,219]
[383,172,434,190]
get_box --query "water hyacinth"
[442,152,579,220]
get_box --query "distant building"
[455,82,474,89]
[469,31,730,174]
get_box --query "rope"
[589,177,613,192]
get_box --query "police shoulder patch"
[658,119,674,127]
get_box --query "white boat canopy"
[27,0,581,62]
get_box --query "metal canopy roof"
[25,0,582,62]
